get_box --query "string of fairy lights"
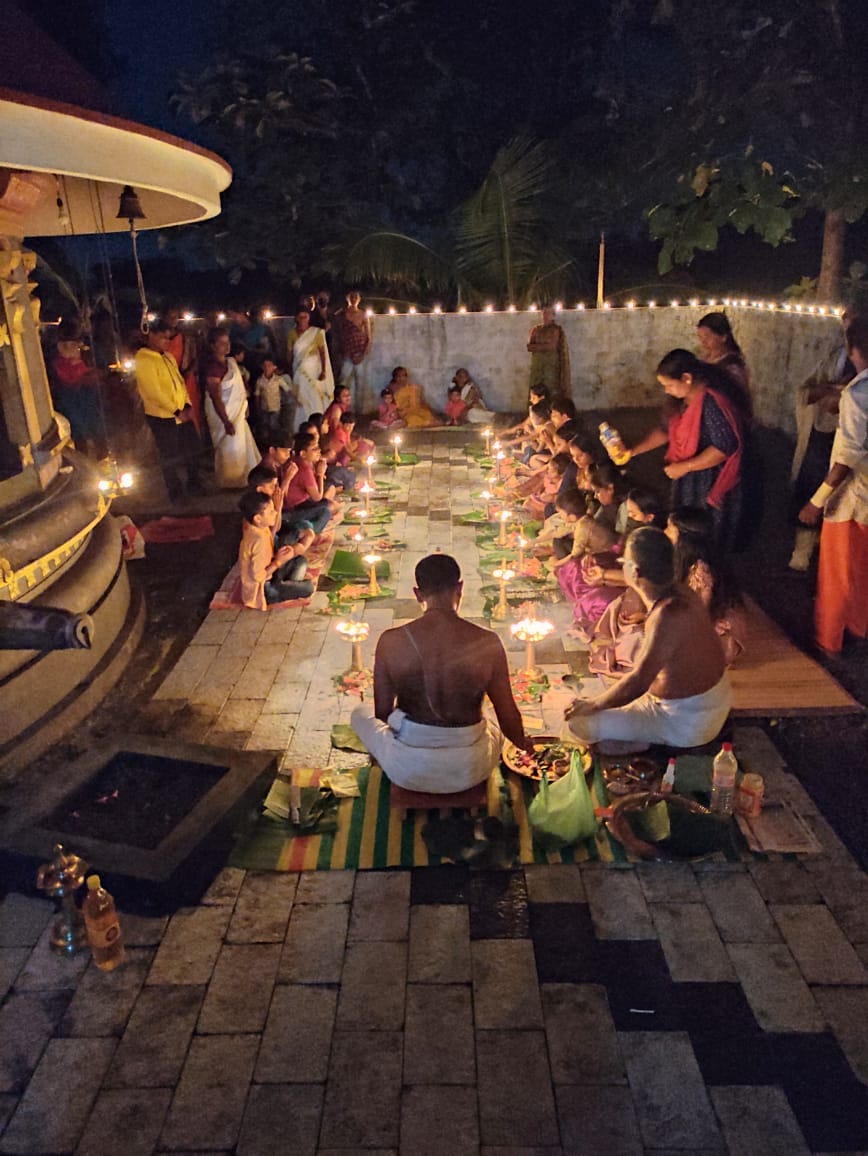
[164,299,844,322]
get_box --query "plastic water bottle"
[82,875,125,971]
[711,742,738,816]
[598,422,630,466]
[661,758,676,795]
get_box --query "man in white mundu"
[352,554,532,792]
[565,527,732,749]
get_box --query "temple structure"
[0,78,230,775]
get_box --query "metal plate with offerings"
[502,735,592,782]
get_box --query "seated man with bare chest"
[352,554,532,792]
[565,527,732,748]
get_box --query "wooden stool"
[390,778,488,820]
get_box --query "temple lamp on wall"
[116,185,150,332]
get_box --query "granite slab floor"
[1,432,867,1155]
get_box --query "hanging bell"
[116,185,145,222]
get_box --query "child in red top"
[445,384,469,425]
[371,387,404,430]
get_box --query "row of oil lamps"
[336,427,554,678]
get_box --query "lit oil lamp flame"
[336,620,370,670]
[363,553,382,596]
[510,616,554,676]
[497,508,511,546]
[392,434,403,463]
[491,563,516,621]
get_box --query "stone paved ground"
[1,432,867,1154]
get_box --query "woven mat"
[228,761,639,871]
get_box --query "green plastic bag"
[528,750,598,850]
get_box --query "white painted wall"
[274,307,842,434]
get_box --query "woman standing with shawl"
[527,306,570,396]
[630,350,747,549]
[287,309,334,427]
[696,312,751,415]
[203,327,260,488]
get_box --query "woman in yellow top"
[389,366,439,428]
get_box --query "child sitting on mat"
[238,489,315,609]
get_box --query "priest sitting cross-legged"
[564,526,732,750]
[351,553,533,792]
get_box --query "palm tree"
[337,137,574,306]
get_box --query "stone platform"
[1,431,866,1154]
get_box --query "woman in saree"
[203,327,260,489]
[696,312,752,416]
[389,366,439,428]
[452,368,494,424]
[287,309,334,427]
[630,349,748,550]
[527,306,570,396]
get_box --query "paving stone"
[0,1096,16,1136]
[346,871,410,942]
[295,870,356,905]
[336,941,407,1030]
[159,1033,259,1150]
[76,1087,173,1156]
[263,681,310,714]
[320,1031,403,1149]
[214,698,264,731]
[0,895,52,948]
[582,868,655,940]
[636,861,702,903]
[747,860,823,905]
[698,872,781,942]
[13,924,90,990]
[201,865,247,905]
[227,872,297,943]
[0,990,70,1094]
[472,939,543,1029]
[469,871,530,939]
[404,984,475,1085]
[619,1031,722,1150]
[524,865,586,904]
[0,950,26,1000]
[771,904,867,984]
[541,983,625,1085]
[556,1084,643,1155]
[813,987,868,1084]
[153,644,220,699]
[192,615,234,646]
[104,985,205,1088]
[650,903,737,982]
[477,1030,559,1147]
[198,943,281,1033]
[480,1150,564,1156]
[710,1085,809,1155]
[57,948,152,1037]
[256,984,337,1083]
[247,712,297,750]
[237,1083,324,1156]
[408,905,471,983]
[0,1037,116,1155]
[726,943,824,1033]
[281,731,333,769]
[279,903,348,984]
[411,865,470,906]
[116,912,169,946]
[146,905,231,985]
[400,1086,478,1156]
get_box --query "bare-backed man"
[566,526,731,748]
[352,554,532,793]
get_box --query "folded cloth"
[351,704,502,793]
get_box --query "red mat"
[139,516,214,544]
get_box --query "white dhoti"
[567,674,732,748]
[351,704,502,793]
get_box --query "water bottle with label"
[710,742,738,816]
[598,422,630,466]
[82,874,125,971]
